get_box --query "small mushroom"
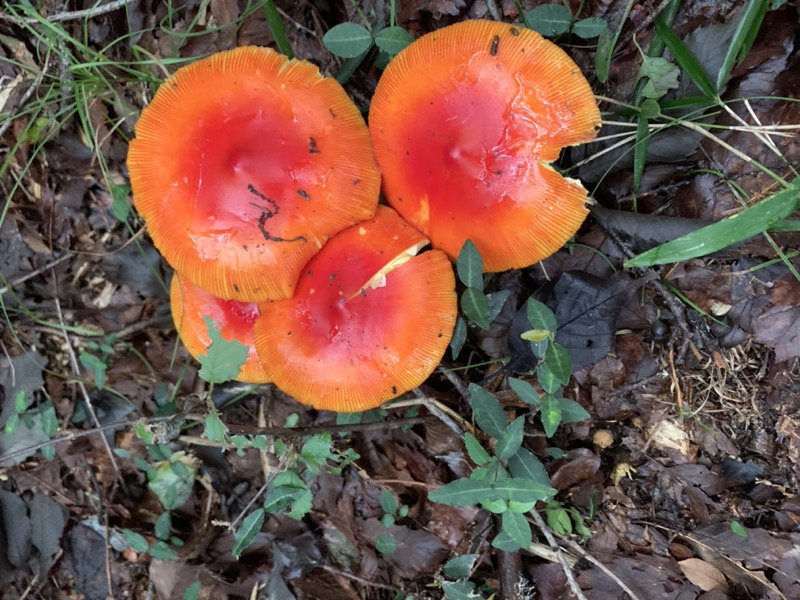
[253,206,456,412]
[170,272,270,384]
[369,20,601,272]
[128,46,380,302]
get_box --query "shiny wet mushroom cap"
[170,272,270,384]
[369,20,601,272]
[253,206,456,412]
[128,46,380,302]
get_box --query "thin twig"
[0,254,71,298]
[528,508,589,600]
[0,62,47,138]
[52,293,124,486]
[557,535,643,600]
[1,0,137,23]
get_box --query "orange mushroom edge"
[253,206,457,413]
[170,272,270,384]
[368,20,602,272]
[128,46,381,303]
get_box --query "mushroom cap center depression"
[383,62,574,227]
[176,100,325,258]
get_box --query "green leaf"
[594,0,634,83]
[148,541,178,560]
[183,582,202,600]
[204,410,228,443]
[301,433,336,475]
[492,528,523,551]
[493,478,556,503]
[526,298,556,332]
[637,54,680,99]
[79,352,107,389]
[464,432,492,466]
[429,478,495,506]
[462,288,490,329]
[573,17,607,39]
[373,26,414,56]
[595,26,614,83]
[544,343,571,385]
[481,497,508,514]
[536,361,561,395]
[495,416,525,460]
[39,400,57,438]
[111,184,131,221]
[443,554,478,580]
[154,511,172,540]
[520,329,550,343]
[654,17,716,99]
[4,413,19,436]
[547,505,572,535]
[197,316,249,384]
[442,580,479,600]
[540,394,562,437]
[487,290,511,321]
[323,23,373,58]
[525,4,571,37]
[625,183,800,267]
[121,529,149,552]
[558,398,590,422]
[508,377,540,407]
[376,533,398,555]
[148,453,197,510]
[450,316,467,359]
[380,489,398,515]
[716,0,769,91]
[469,384,507,439]
[507,448,550,487]
[456,239,484,290]
[501,510,532,550]
[730,520,748,537]
[286,489,313,519]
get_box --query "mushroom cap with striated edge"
[369,20,602,272]
[253,206,457,412]
[128,46,380,302]
[170,272,270,384]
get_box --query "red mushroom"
[128,46,380,302]
[170,272,270,384]
[253,206,456,412]
[369,20,601,272]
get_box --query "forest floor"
[0,0,799,599]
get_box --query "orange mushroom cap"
[129,46,380,302]
[369,20,601,272]
[170,272,270,384]
[253,206,456,412]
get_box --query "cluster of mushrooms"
[127,20,601,413]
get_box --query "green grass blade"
[654,17,716,99]
[633,113,651,197]
[263,0,294,59]
[716,0,769,91]
[595,0,635,83]
[625,182,800,267]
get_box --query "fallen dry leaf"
[678,557,729,592]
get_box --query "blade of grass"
[716,0,769,92]
[595,0,635,83]
[632,113,651,200]
[654,17,716,99]
[263,0,294,59]
[625,182,800,267]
